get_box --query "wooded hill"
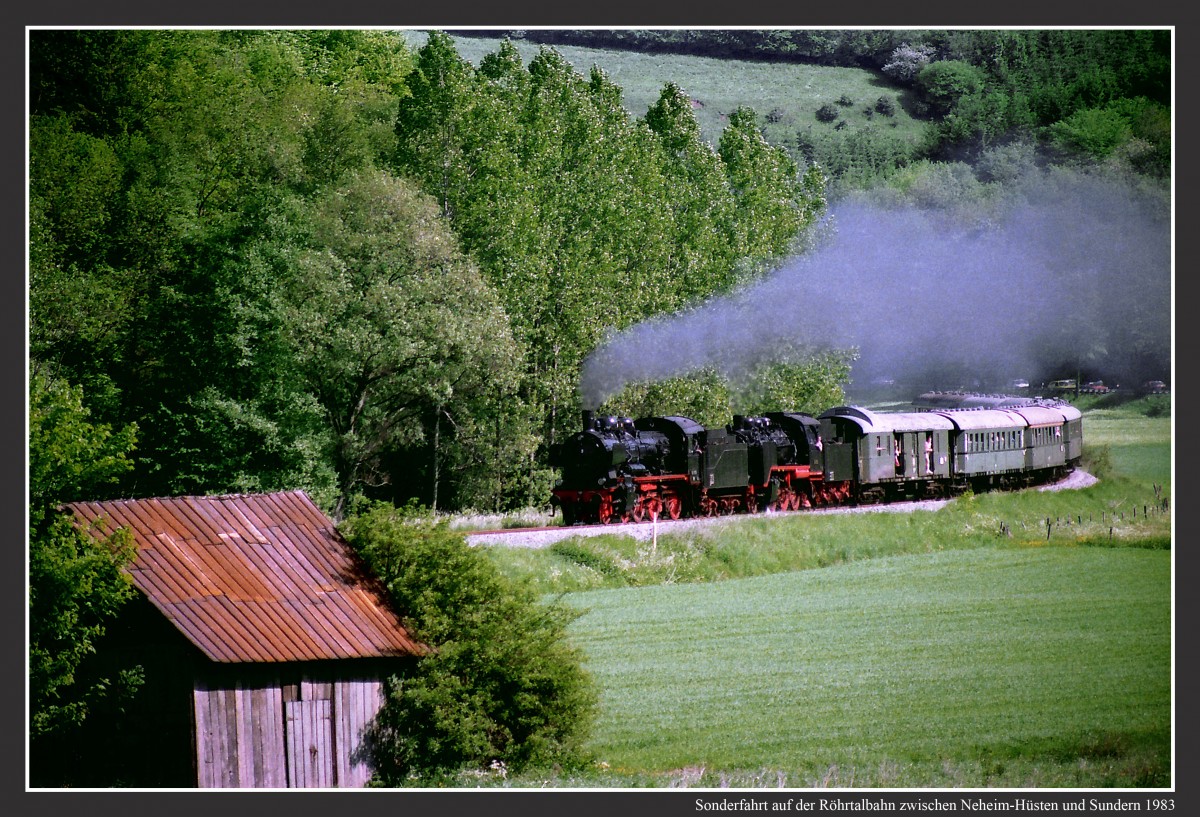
[30,29,1170,520]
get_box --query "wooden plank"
[235,681,252,787]
[335,679,353,786]
[285,699,304,788]
[220,685,239,787]
[315,698,333,787]
[193,685,215,788]
[341,676,383,787]
[259,678,286,788]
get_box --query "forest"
[28,28,1171,785]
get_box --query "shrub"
[837,94,854,106]
[1050,107,1132,160]
[875,95,896,116]
[882,42,937,83]
[815,103,839,122]
[1082,443,1113,481]
[341,503,597,783]
[915,60,987,117]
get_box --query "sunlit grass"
[534,546,1169,787]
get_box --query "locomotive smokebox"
[581,410,595,431]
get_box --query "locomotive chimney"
[581,410,594,431]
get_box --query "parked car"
[1081,381,1110,394]
[1143,380,1168,394]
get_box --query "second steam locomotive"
[549,401,1082,525]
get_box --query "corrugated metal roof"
[66,491,424,664]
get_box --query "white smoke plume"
[580,173,1171,408]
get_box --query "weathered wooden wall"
[194,666,386,788]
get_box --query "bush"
[340,503,597,783]
[837,94,854,107]
[815,103,839,123]
[1082,443,1113,481]
[1050,106,1132,160]
[875,95,896,116]
[882,42,937,84]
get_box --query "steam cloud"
[580,174,1171,408]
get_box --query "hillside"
[404,30,931,153]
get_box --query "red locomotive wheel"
[664,496,682,520]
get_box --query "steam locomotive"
[548,402,1083,525]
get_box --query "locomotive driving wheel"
[663,495,682,520]
[594,496,614,524]
[630,500,646,523]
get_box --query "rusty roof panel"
[66,491,422,664]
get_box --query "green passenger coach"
[818,406,956,502]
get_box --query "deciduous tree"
[29,373,139,757]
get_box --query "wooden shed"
[65,491,424,788]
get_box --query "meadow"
[473,397,1173,788]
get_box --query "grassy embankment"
[472,397,1171,788]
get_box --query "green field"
[565,546,1169,788]
[476,398,1172,788]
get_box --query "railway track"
[463,469,1097,549]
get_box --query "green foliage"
[1050,107,1132,160]
[28,372,138,524]
[915,59,986,117]
[881,159,987,210]
[815,103,838,122]
[394,34,827,456]
[28,373,140,745]
[340,503,597,782]
[719,107,818,259]
[731,348,857,416]
[599,368,733,428]
[1081,443,1114,481]
[597,348,855,429]
[278,169,522,517]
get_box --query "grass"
[470,399,1172,788]
[556,546,1169,788]
[399,30,932,152]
